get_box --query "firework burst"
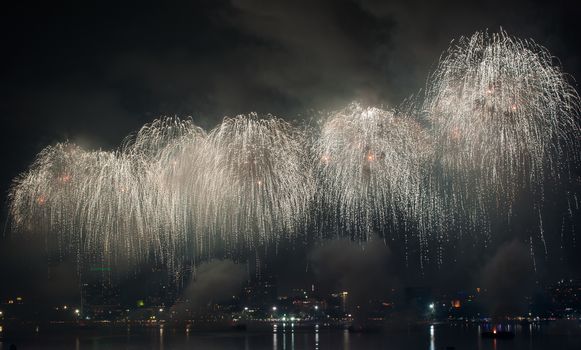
[8,30,581,273]
[312,103,432,242]
[424,30,580,211]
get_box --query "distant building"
[242,276,277,309]
[550,279,581,318]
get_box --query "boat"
[481,328,515,339]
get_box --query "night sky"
[1,0,581,304]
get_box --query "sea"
[1,322,581,349]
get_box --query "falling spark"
[8,30,581,273]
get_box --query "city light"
[272,306,277,311]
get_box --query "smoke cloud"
[480,240,536,318]
[182,259,246,309]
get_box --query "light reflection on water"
[315,330,319,350]
[343,329,350,350]
[1,323,581,350]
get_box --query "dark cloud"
[2,0,579,160]
[355,0,556,93]
[227,0,395,108]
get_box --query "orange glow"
[36,195,47,206]
[366,153,374,161]
[452,300,461,308]
[59,174,72,183]
[450,127,461,141]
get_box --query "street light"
[272,306,277,312]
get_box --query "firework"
[9,115,313,271]
[312,103,433,242]
[424,30,580,211]
[8,30,581,272]
[204,114,313,250]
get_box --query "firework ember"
[8,31,581,272]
